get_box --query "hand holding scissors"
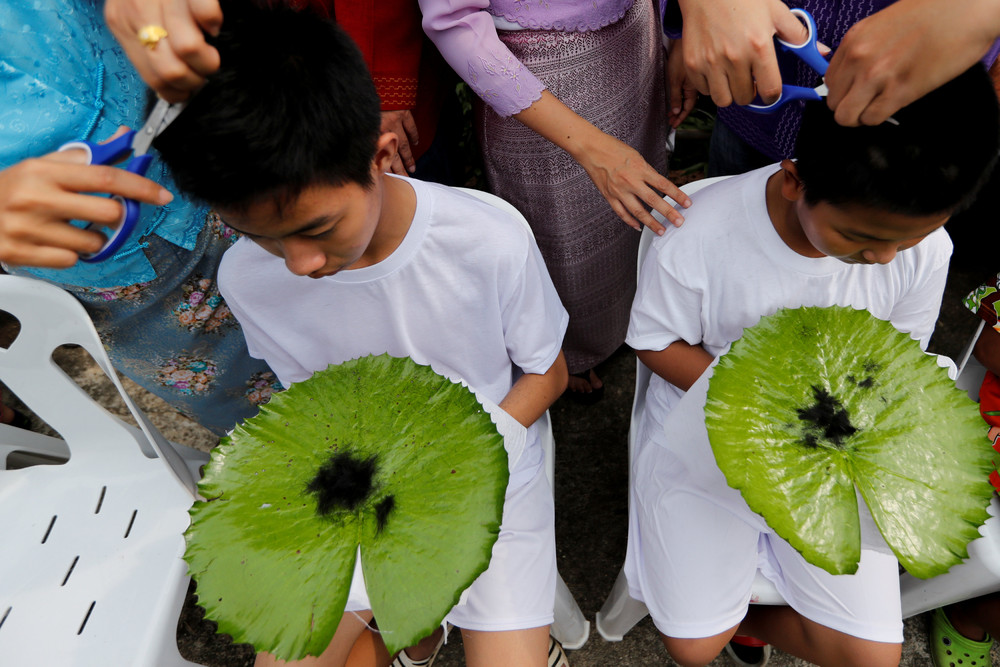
[58,98,183,262]
[743,8,830,113]
[743,8,900,125]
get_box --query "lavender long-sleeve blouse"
[420,0,634,117]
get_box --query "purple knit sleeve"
[419,0,546,117]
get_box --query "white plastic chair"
[596,176,786,641]
[0,274,208,666]
[458,188,591,650]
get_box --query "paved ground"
[10,257,988,666]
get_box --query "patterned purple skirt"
[477,0,667,373]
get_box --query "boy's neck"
[363,174,417,267]
[765,169,824,258]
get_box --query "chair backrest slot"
[94,486,107,514]
[123,509,138,539]
[61,556,80,587]
[77,601,96,635]
[41,515,57,544]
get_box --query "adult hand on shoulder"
[0,149,173,268]
[104,0,223,102]
[676,0,808,107]
[381,110,420,175]
[577,131,691,235]
[514,90,691,235]
[825,0,1000,126]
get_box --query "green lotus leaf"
[705,306,993,578]
[184,354,509,659]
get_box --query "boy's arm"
[636,340,714,392]
[499,352,569,429]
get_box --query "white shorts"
[346,454,556,632]
[624,410,903,644]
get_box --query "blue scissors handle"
[745,8,828,113]
[57,131,155,263]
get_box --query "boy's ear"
[373,132,399,173]
[780,159,805,202]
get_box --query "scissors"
[744,8,829,114]
[58,98,184,263]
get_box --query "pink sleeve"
[419,0,546,117]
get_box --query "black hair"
[153,0,381,212]
[795,64,1000,216]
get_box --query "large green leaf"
[705,306,993,578]
[185,354,509,659]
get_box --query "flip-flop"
[390,625,446,667]
[930,607,993,667]
[548,636,570,667]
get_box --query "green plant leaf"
[705,306,993,578]
[185,354,508,659]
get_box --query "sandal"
[724,634,771,666]
[930,607,993,667]
[548,636,570,667]
[565,369,604,405]
[390,626,446,667]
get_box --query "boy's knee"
[658,634,726,667]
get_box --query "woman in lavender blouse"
[421,0,690,399]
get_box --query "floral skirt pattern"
[8,212,278,436]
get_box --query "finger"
[645,171,692,210]
[400,111,420,147]
[705,66,735,108]
[607,199,643,233]
[388,154,408,176]
[773,5,810,47]
[0,242,90,270]
[396,136,417,174]
[46,162,174,206]
[187,0,224,37]
[675,85,698,126]
[163,0,222,77]
[630,202,668,236]
[669,75,685,126]
[748,49,783,106]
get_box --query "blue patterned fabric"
[0,2,276,435]
[0,0,205,288]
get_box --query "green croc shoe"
[931,607,993,667]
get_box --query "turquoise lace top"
[0,1,207,287]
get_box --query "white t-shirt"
[627,164,952,429]
[219,176,569,482]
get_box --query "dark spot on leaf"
[847,375,857,384]
[858,376,875,389]
[863,359,881,373]
[307,452,377,516]
[375,495,395,533]
[451,469,456,474]
[803,433,818,448]
[797,385,858,447]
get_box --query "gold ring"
[138,25,169,50]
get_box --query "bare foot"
[567,369,603,394]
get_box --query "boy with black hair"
[625,65,1000,667]
[155,2,569,666]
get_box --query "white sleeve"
[217,241,311,387]
[887,228,953,349]
[626,234,706,353]
[499,234,569,376]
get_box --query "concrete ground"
[11,258,989,666]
